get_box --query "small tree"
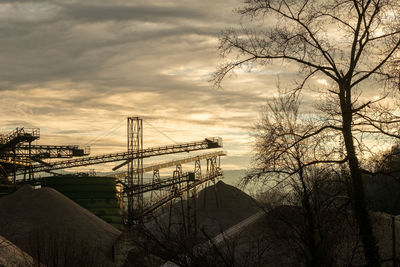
[214,1,400,265]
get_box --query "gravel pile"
[0,235,35,267]
[0,185,121,266]
[196,180,260,237]
[148,180,261,238]
[126,181,262,266]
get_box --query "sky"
[0,0,282,172]
[1,0,397,176]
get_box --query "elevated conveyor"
[133,170,223,220]
[113,150,225,177]
[6,145,89,159]
[16,137,222,175]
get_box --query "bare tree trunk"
[340,84,380,266]
[298,162,321,267]
[302,185,321,267]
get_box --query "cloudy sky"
[3,0,355,176]
[0,0,282,172]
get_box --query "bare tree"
[128,217,240,267]
[245,93,353,266]
[214,1,400,265]
[127,202,272,266]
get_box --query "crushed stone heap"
[196,180,261,237]
[0,185,121,266]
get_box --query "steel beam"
[136,171,223,220]
[17,137,222,175]
[7,145,89,158]
[127,117,143,225]
[123,152,223,222]
[113,150,225,178]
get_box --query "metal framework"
[15,137,222,175]
[135,171,222,218]
[0,128,91,182]
[127,117,143,225]
[0,128,40,154]
[0,128,40,182]
[1,118,225,231]
[113,150,225,178]
[0,158,29,166]
[9,145,89,158]
[120,152,223,228]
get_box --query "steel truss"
[0,128,40,154]
[127,117,143,225]
[2,118,225,231]
[4,145,89,159]
[0,128,91,181]
[113,151,225,178]
[0,128,40,182]
[121,153,223,230]
[16,137,222,175]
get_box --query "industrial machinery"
[0,128,89,182]
[0,117,225,230]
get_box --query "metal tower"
[127,117,143,225]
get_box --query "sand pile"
[0,185,121,266]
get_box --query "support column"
[28,141,33,180]
[150,169,160,203]
[13,147,16,184]
[127,117,143,226]
[187,160,201,237]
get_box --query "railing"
[0,128,40,145]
